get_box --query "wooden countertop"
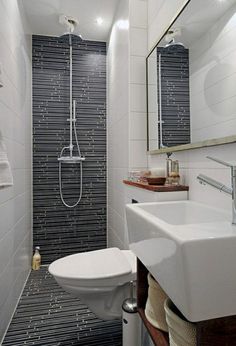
[123,180,189,192]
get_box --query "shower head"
[59,32,82,45]
[164,28,186,49]
[164,38,186,49]
[59,15,82,42]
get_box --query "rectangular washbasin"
[139,201,228,225]
[126,200,236,322]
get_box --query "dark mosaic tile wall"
[157,46,190,147]
[32,35,107,264]
[2,267,122,346]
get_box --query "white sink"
[126,200,236,322]
[139,201,228,225]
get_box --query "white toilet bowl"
[49,247,136,320]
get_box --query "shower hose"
[58,119,83,208]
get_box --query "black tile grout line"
[2,267,122,346]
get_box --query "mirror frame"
[146,0,236,155]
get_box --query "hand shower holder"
[58,156,85,163]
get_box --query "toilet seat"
[49,247,137,320]
[49,247,136,288]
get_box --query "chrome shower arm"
[69,42,73,156]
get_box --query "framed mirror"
[147,0,236,153]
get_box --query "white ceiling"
[22,0,119,41]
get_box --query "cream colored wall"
[0,0,32,342]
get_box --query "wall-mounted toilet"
[49,247,136,320]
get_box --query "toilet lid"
[49,247,132,280]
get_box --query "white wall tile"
[130,0,148,28]
[108,0,148,248]
[130,56,146,84]
[130,27,148,56]
[146,0,236,222]
[0,0,32,342]
[108,226,126,249]
[130,84,146,112]
[107,0,129,249]
[130,112,147,140]
[148,0,164,26]
[190,4,236,142]
[147,0,188,51]
[129,140,148,169]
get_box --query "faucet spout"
[197,156,236,225]
[197,174,232,195]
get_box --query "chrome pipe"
[58,34,85,208]
[197,155,236,225]
[69,43,73,157]
[73,99,76,122]
[197,174,232,195]
[206,156,233,168]
[158,53,164,148]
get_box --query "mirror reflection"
[147,0,236,151]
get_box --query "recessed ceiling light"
[96,17,103,25]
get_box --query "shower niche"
[147,0,236,153]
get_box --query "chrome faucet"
[197,156,236,225]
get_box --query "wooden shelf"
[138,308,169,346]
[136,258,236,345]
[123,179,189,192]
[137,258,169,346]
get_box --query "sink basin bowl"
[126,200,236,322]
[139,201,228,225]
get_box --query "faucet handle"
[206,156,235,168]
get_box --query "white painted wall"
[147,0,234,213]
[0,0,32,341]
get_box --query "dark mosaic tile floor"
[3,267,122,346]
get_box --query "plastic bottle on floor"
[32,246,41,270]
